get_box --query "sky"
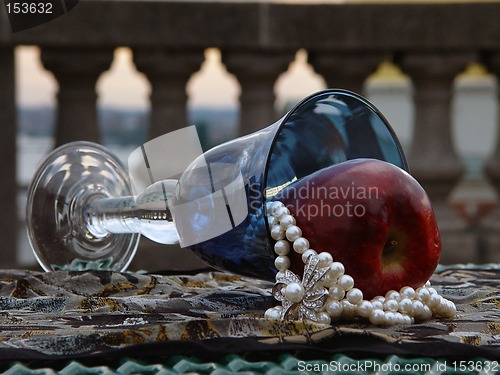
[15,46,327,110]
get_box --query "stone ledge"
[2,2,500,51]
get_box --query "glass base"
[26,141,140,272]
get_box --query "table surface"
[0,266,498,372]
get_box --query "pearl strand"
[264,201,457,326]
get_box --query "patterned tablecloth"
[0,266,498,362]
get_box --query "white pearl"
[274,255,290,272]
[328,262,345,279]
[275,271,286,281]
[271,226,285,241]
[400,286,416,300]
[264,307,274,318]
[328,286,345,300]
[274,206,290,220]
[346,288,363,305]
[402,314,412,325]
[445,300,457,317]
[371,300,384,311]
[325,300,343,318]
[369,309,385,325]
[264,308,281,320]
[436,299,449,314]
[302,249,317,263]
[341,300,356,319]
[447,300,456,312]
[285,225,302,242]
[268,216,277,227]
[412,300,425,319]
[394,312,405,325]
[292,237,309,254]
[317,252,333,268]
[280,214,296,229]
[274,240,290,255]
[442,300,456,318]
[385,290,401,302]
[371,296,385,304]
[284,282,305,303]
[266,201,273,212]
[356,301,373,318]
[398,298,413,315]
[384,312,397,325]
[427,287,438,295]
[425,280,431,287]
[416,287,430,303]
[422,305,433,320]
[321,272,337,288]
[264,308,273,319]
[270,201,284,215]
[428,293,442,309]
[396,315,406,325]
[337,275,355,291]
[316,311,331,325]
[383,299,399,312]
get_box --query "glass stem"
[86,196,141,237]
[84,180,179,244]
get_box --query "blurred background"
[1,0,500,271]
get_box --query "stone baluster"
[222,51,295,136]
[41,47,114,146]
[132,49,205,269]
[308,53,384,95]
[481,54,500,262]
[0,46,18,268]
[400,52,476,263]
[134,49,204,139]
[364,61,413,153]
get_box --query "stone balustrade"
[2,1,500,268]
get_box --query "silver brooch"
[272,254,330,322]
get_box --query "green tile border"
[4,354,499,375]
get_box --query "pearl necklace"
[264,201,456,326]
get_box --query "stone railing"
[2,1,500,268]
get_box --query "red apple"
[275,158,441,300]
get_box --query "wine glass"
[26,89,408,278]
